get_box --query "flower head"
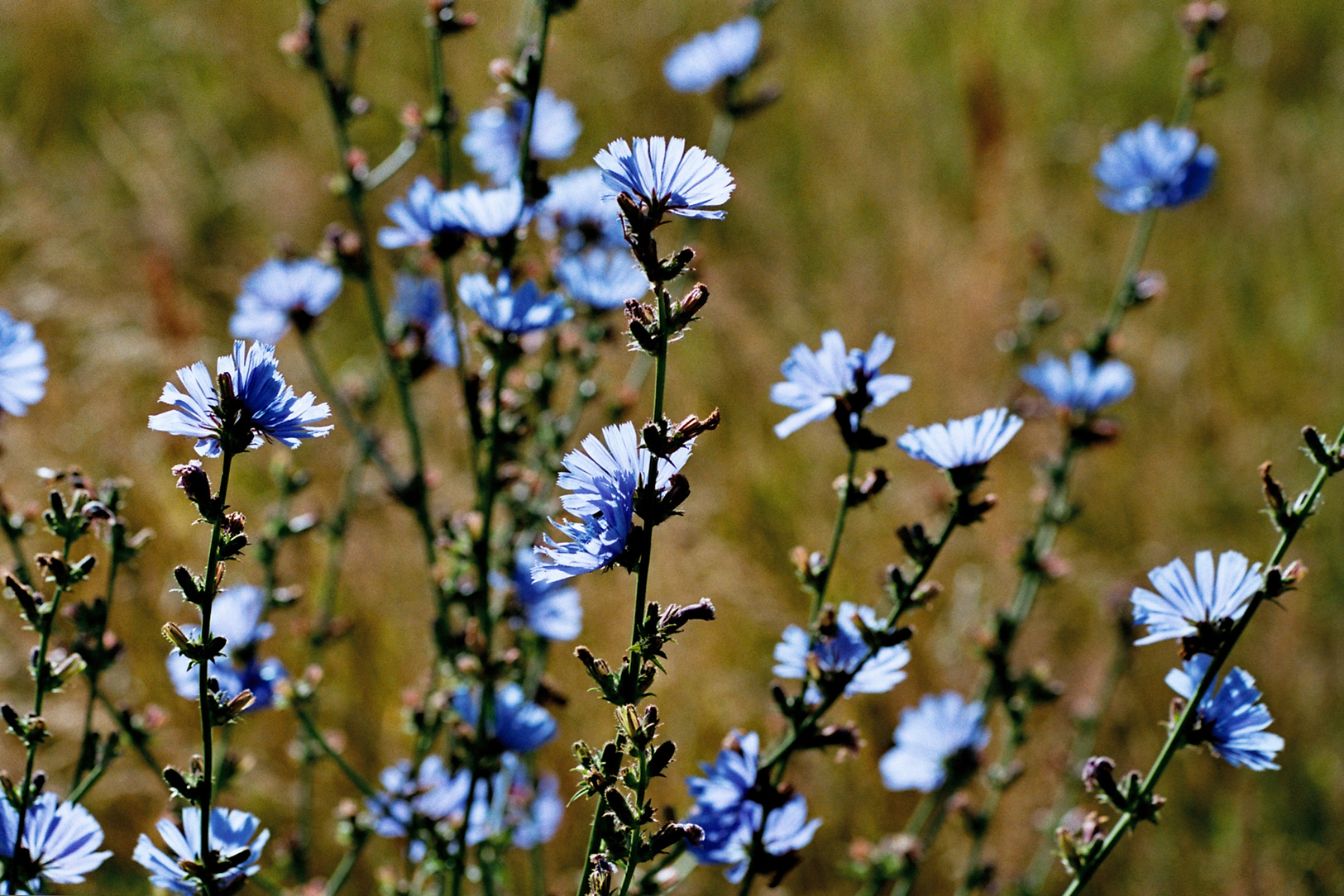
[508,770,564,849]
[880,692,990,792]
[686,731,759,817]
[439,180,529,239]
[1130,550,1261,646]
[1094,120,1217,213]
[367,755,468,846]
[664,17,762,93]
[773,602,910,700]
[1021,351,1134,414]
[511,549,582,641]
[379,176,454,249]
[166,585,286,712]
[463,89,581,184]
[0,793,111,888]
[452,683,556,753]
[133,807,269,895]
[1166,654,1283,770]
[393,274,444,330]
[536,167,625,250]
[689,795,820,883]
[458,273,572,334]
[770,331,911,439]
[533,422,693,583]
[230,258,343,344]
[148,341,332,457]
[897,408,1022,474]
[595,137,734,221]
[0,311,47,418]
[556,248,650,311]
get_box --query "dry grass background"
[2,0,1344,893]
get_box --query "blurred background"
[2,0,1343,893]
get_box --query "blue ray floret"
[166,585,287,711]
[556,248,650,311]
[686,730,759,817]
[536,167,625,250]
[0,310,47,418]
[1166,654,1283,770]
[664,16,762,94]
[1021,350,1135,414]
[379,176,454,249]
[452,682,557,753]
[439,180,529,239]
[0,793,112,888]
[132,807,269,895]
[1094,120,1217,213]
[773,602,910,699]
[230,258,342,344]
[594,137,734,221]
[147,341,332,457]
[463,89,581,184]
[532,422,693,583]
[690,795,821,884]
[770,330,912,439]
[511,549,582,641]
[393,274,444,330]
[897,408,1023,472]
[1130,549,1261,646]
[458,273,572,334]
[880,692,990,792]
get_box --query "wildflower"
[536,167,625,250]
[148,341,332,457]
[664,17,762,94]
[690,796,820,883]
[230,258,342,344]
[594,137,734,221]
[0,310,47,418]
[392,274,444,330]
[463,89,581,184]
[367,755,470,857]
[770,331,911,439]
[556,248,650,311]
[1166,654,1283,770]
[452,682,557,753]
[166,586,287,711]
[1021,351,1134,414]
[508,771,564,849]
[1094,120,1217,213]
[897,408,1022,475]
[511,549,582,641]
[458,273,573,334]
[687,731,759,817]
[773,602,909,699]
[132,807,269,895]
[438,180,529,239]
[879,692,990,792]
[1130,550,1261,646]
[0,793,111,888]
[532,422,693,583]
[379,176,453,249]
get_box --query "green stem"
[293,702,379,800]
[73,522,126,789]
[324,837,368,896]
[2,519,32,586]
[1061,428,1344,895]
[810,447,859,624]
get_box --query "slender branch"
[810,447,859,624]
[292,702,379,801]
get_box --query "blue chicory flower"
[392,274,444,330]
[0,310,47,418]
[532,422,693,583]
[147,341,332,457]
[897,408,1023,473]
[1021,351,1135,414]
[773,602,910,700]
[439,180,530,239]
[686,731,759,817]
[0,793,111,888]
[511,549,582,641]
[166,586,287,712]
[1094,120,1217,213]
[379,176,454,249]
[663,17,762,93]
[1166,654,1284,771]
[452,682,557,753]
[690,796,821,883]
[536,167,625,251]
[879,692,990,792]
[458,273,573,334]
[770,331,912,439]
[555,248,650,311]
[463,89,581,184]
[367,755,470,859]
[594,137,735,221]
[230,258,343,344]
[132,807,269,895]
[508,770,564,849]
[1130,549,1261,647]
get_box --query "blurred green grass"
[2,0,1344,893]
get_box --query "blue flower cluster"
[1095,120,1217,214]
[510,549,582,641]
[379,177,528,249]
[463,89,581,185]
[773,602,910,700]
[879,692,990,793]
[663,17,762,94]
[392,274,460,368]
[166,585,287,711]
[458,273,572,335]
[451,682,557,753]
[0,793,111,890]
[133,807,269,895]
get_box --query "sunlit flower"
[1021,351,1134,414]
[1166,654,1283,770]
[379,176,453,249]
[0,793,111,888]
[556,248,650,311]
[770,331,911,439]
[0,310,47,418]
[230,258,342,344]
[897,408,1022,473]
[511,549,582,641]
[1094,120,1217,213]
[773,602,910,699]
[690,795,821,883]
[879,692,989,792]
[148,341,332,457]
[452,683,557,753]
[686,731,759,817]
[438,180,529,239]
[458,273,572,334]
[536,167,625,250]
[133,807,269,896]
[392,274,444,330]
[1130,550,1261,646]
[463,89,581,184]
[595,137,734,220]
[167,586,286,712]
[664,17,762,93]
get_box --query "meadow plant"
[1,2,1339,896]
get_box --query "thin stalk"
[73,520,126,788]
[1060,427,1344,895]
[95,689,160,774]
[810,447,859,624]
[325,837,368,896]
[3,521,32,586]
[293,702,379,800]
